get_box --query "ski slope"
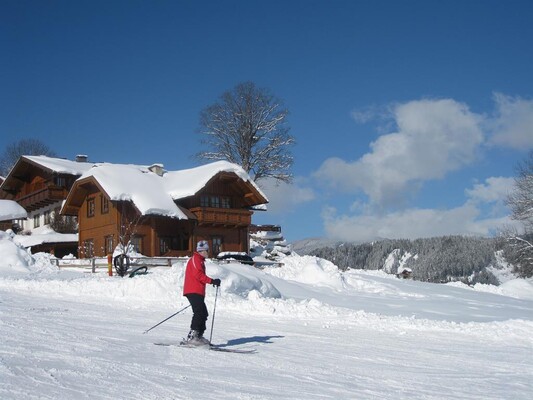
[0,234,532,399]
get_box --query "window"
[159,236,187,254]
[44,210,51,225]
[54,176,66,187]
[83,239,94,258]
[87,198,95,217]
[221,197,231,208]
[101,195,109,214]
[159,237,169,255]
[105,235,114,255]
[130,236,143,254]
[201,195,230,208]
[178,232,189,250]
[33,214,40,228]
[210,196,220,208]
[212,236,223,256]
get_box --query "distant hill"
[304,235,511,285]
[290,237,345,255]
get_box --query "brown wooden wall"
[78,189,121,257]
[77,188,195,258]
[75,174,256,258]
[194,226,249,255]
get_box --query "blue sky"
[2,0,533,242]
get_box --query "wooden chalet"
[0,155,93,257]
[61,161,268,259]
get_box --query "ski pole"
[143,304,191,334]
[208,286,219,344]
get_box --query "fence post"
[91,258,96,273]
[107,254,113,276]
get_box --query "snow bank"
[1,230,532,332]
[262,254,346,290]
[468,279,533,300]
[0,230,35,274]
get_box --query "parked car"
[216,252,255,266]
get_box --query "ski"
[209,345,256,354]
[153,341,182,346]
[154,342,256,353]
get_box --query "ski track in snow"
[1,285,532,399]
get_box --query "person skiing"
[182,240,221,345]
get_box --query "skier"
[182,240,221,345]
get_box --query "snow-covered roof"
[0,200,27,221]
[69,160,268,219]
[14,232,78,248]
[0,155,96,196]
[77,163,191,219]
[23,155,94,175]
[164,160,267,200]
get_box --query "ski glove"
[211,278,221,287]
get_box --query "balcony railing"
[17,186,69,212]
[189,207,252,227]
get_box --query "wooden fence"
[54,256,186,273]
[54,257,282,273]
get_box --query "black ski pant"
[185,293,208,335]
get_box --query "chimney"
[148,163,165,176]
[76,154,88,163]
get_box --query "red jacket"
[183,252,213,296]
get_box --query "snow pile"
[0,230,63,277]
[250,227,291,258]
[0,230,35,274]
[250,230,283,240]
[263,254,346,290]
[190,261,282,299]
[465,279,533,301]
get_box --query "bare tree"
[505,150,533,277]
[507,151,533,228]
[0,138,57,176]
[197,82,295,183]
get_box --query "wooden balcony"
[16,186,69,212]
[189,207,252,227]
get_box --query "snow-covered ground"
[1,231,532,399]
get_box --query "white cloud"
[315,98,484,207]
[489,93,533,149]
[321,177,519,242]
[310,94,529,242]
[465,176,515,204]
[350,104,384,124]
[258,178,315,215]
[322,203,517,242]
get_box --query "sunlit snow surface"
[0,232,532,399]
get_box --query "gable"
[165,160,268,206]
[194,171,267,207]
[0,155,93,199]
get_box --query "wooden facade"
[73,184,196,258]
[1,156,267,259]
[63,167,267,259]
[0,156,88,257]
[0,162,78,208]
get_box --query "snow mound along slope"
[0,230,35,275]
